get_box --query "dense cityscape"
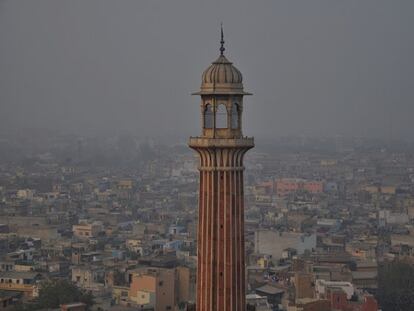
[1,132,414,310]
[2,1,413,311]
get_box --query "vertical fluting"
[194,146,250,311]
[196,169,203,310]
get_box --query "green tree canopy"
[16,279,94,310]
[378,261,414,311]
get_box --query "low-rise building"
[0,271,41,298]
[129,267,176,310]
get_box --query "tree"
[17,279,95,310]
[113,270,126,286]
[378,261,414,311]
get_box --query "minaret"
[189,27,254,311]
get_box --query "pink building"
[275,178,323,197]
[328,289,378,311]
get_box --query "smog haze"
[0,0,413,140]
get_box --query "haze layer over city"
[1,0,413,140]
[1,1,414,311]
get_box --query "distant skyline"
[1,0,413,140]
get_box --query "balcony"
[188,137,254,148]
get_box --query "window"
[231,103,239,129]
[216,104,227,128]
[204,104,213,129]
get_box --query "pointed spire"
[220,23,225,55]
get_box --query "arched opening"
[216,104,227,128]
[204,104,213,129]
[231,103,239,129]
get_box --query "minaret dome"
[194,27,251,96]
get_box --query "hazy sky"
[0,0,413,140]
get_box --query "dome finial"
[220,23,225,55]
